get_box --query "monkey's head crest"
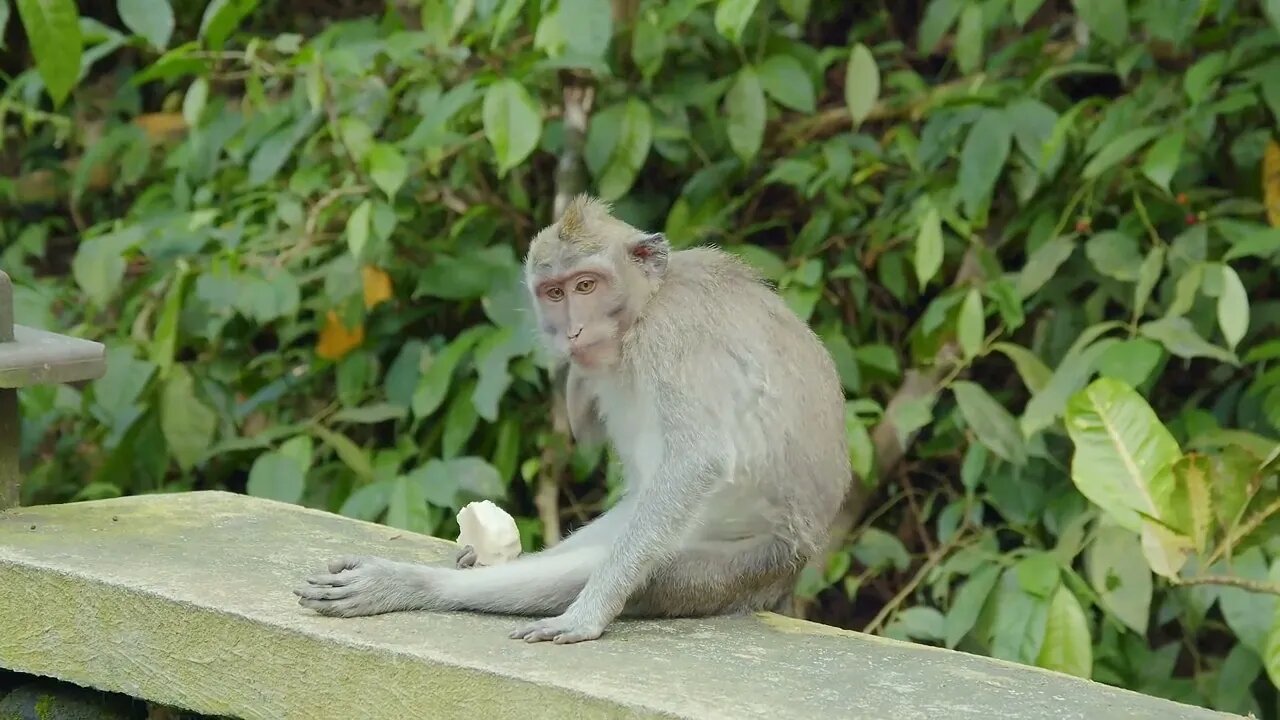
[526,194,639,272]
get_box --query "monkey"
[294,195,850,644]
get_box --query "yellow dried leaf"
[316,310,364,360]
[362,266,393,309]
[1264,139,1280,228]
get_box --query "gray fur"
[295,196,849,644]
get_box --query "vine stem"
[1173,575,1280,596]
[863,524,973,636]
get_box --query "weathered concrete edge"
[0,561,672,720]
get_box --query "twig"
[864,527,972,635]
[1173,575,1280,596]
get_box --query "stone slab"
[0,491,1240,720]
[0,324,106,388]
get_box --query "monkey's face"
[530,261,631,370]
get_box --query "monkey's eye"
[575,278,596,294]
[545,287,565,301]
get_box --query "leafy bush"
[4,0,1280,714]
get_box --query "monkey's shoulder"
[666,246,767,288]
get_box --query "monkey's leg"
[294,545,607,618]
[623,535,800,618]
[509,451,724,644]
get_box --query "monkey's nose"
[567,326,583,341]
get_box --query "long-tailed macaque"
[295,195,849,644]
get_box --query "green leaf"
[914,206,944,287]
[0,1,9,48]
[1171,454,1212,553]
[1073,0,1128,46]
[331,403,408,424]
[1021,324,1121,437]
[1140,316,1237,364]
[779,0,808,22]
[1220,548,1277,655]
[1096,338,1163,389]
[412,329,484,418]
[1183,52,1227,104]
[346,199,372,261]
[160,365,217,471]
[630,11,665,78]
[1013,0,1047,25]
[367,143,408,198]
[953,3,983,74]
[1141,130,1184,193]
[387,472,436,533]
[559,0,612,59]
[1035,585,1093,678]
[959,109,1013,218]
[991,342,1052,394]
[1216,263,1249,350]
[945,563,1001,648]
[72,231,137,307]
[1218,643,1263,716]
[714,0,760,44]
[918,0,962,52]
[1016,235,1075,298]
[1086,524,1152,634]
[198,0,256,50]
[15,0,82,106]
[1132,245,1165,318]
[990,568,1051,663]
[118,0,174,50]
[1084,231,1143,282]
[1266,0,1280,35]
[1064,377,1182,533]
[953,381,1027,466]
[597,98,653,201]
[449,456,506,501]
[1263,610,1280,697]
[1082,127,1162,179]
[482,79,542,176]
[309,424,375,482]
[844,43,879,127]
[1015,552,1061,598]
[442,386,479,459]
[725,66,766,162]
[246,441,310,504]
[956,289,985,359]
[759,54,815,113]
[852,528,910,572]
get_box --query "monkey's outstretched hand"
[293,556,430,618]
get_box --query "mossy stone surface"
[0,491,1241,720]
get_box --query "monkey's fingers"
[293,584,357,602]
[455,545,478,569]
[327,556,365,574]
[306,571,352,587]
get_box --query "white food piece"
[454,500,522,566]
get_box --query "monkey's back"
[626,247,851,559]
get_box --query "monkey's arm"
[565,365,606,447]
[540,494,634,556]
[511,421,724,643]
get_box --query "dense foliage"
[4,0,1280,714]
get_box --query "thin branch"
[864,527,973,635]
[1173,575,1280,596]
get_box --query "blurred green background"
[3,0,1280,714]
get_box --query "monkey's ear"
[628,233,670,278]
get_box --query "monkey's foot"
[509,612,606,644]
[454,544,478,569]
[293,555,431,617]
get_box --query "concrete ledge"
[0,491,1237,720]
